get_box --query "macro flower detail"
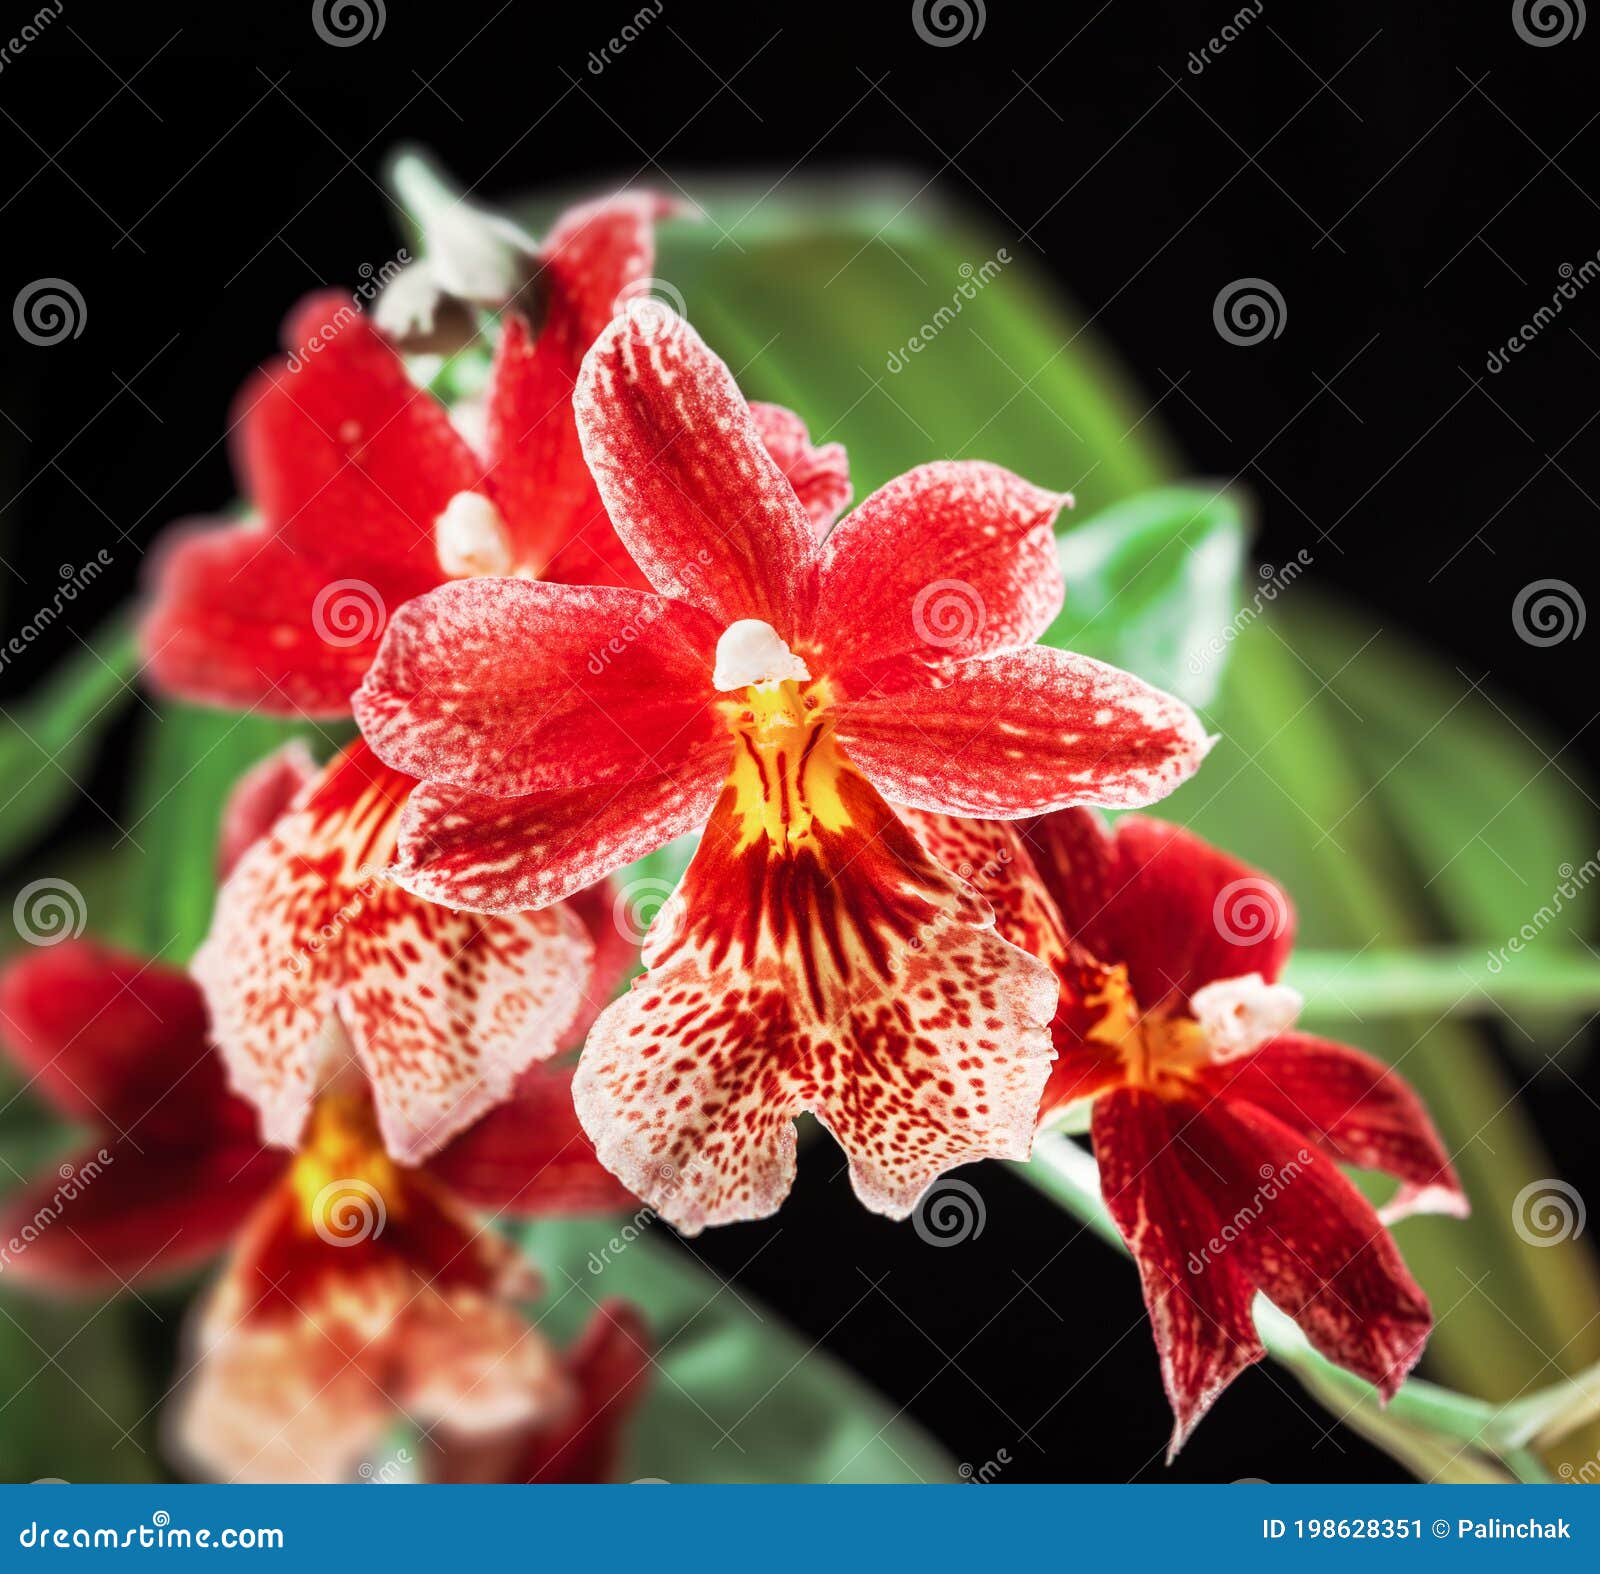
[354,309,1212,1231]
[976,808,1469,1453]
[195,740,598,1162]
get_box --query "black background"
[3,1,1598,1482]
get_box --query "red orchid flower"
[137,201,845,1164]
[353,309,1212,1233]
[912,807,1467,1455]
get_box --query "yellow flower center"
[1084,963,1213,1092]
[288,1091,404,1233]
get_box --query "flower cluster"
[0,171,1470,1475]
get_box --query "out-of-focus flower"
[920,807,1468,1454]
[354,309,1213,1233]
[168,1072,638,1484]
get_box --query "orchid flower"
[354,309,1212,1232]
[909,806,1468,1454]
[138,199,846,1163]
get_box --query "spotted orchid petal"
[192,741,593,1163]
[572,712,1057,1233]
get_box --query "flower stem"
[1287,947,1600,1019]
[1017,1129,1557,1482]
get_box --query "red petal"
[391,750,726,913]
[1193,1033,1468,1222]
[811,463,1065,676]
[140,517,425,717]
[573,309,818,632]
[748,402,851,538]
[427,1062,636,1216]
[0,1140,281,1292]
[239,291,481,583]
[192,742,594,1161]
[484,195,671,591]
[1031,813,1295,1010]
[573,741,1057,1232]
[1180,1094,1434,1400]
[0,942,243,1136]
[833,647,1211,817]
[216,739,318,880]
[1093,1089,1264,1455]
[355,576,721,795]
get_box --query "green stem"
[1018,1129,1556,1482]
[1287,948,1600,1019]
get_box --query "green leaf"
[1287,947,1600,1019]
[123,704,342,962]
[0,619,137,870]
[515,1218,953,1483]
[1044,483,1252,708]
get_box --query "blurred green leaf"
[515,1218,953,1483]
[0,620,137,870]
[1288,947,1600,1019]
[124,704,339,962]
[1045,483,1251,708]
